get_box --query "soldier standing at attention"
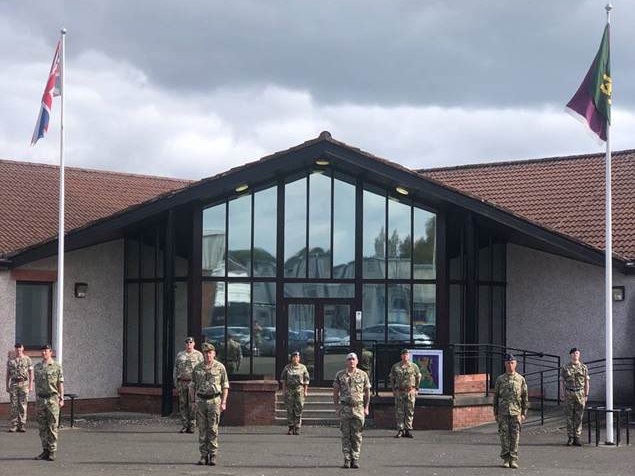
[493,353,528,469]
[33,344,64,462]
[192,342,229,466]
[280,351,310,435]
[389,348,421,438]
[333,352,370,469]
[561,347,590,447]
[6,343,33,432]
[173,337,204,433]
[225,332,243,374]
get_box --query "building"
[1,132,633,421]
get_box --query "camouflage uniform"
[358,349,374,387]
[6,353,32,431]
[561,362,589,440]
[223,338,243,374]
[493,371,528,465]
[333,367,371,465]
[33,359,64,455]
[280,362,310,432]
[173,348,203,431]
[389,360,421,432]
[192,359,229,461]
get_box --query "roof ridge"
[418,148,635,173]
[0,158,192,184]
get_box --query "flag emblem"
[31,40,62,145]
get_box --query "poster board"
[410,349,443,395]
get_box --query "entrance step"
[275,388,339,426]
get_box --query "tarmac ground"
[1,410,633,476]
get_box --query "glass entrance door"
[287,302,351,385]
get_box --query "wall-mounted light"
[612,286,625,302]
[74,282,88,298]
[395,186,409,196]
[315,158,330,166]
[235,184,249,193]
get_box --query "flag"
[566,24,611,142]
[31,40,62,145]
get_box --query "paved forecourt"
[0,413,633,476]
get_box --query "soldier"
[561,347,590,447]
[33,344,64,462]
[224,332,243,374]
[358,347,374,389]
[493,353,528,469]
[280,351,310,435]
[192,342,229,466]
[389,348,421,438]
[173,337,204,433]
[332,352,370,469]
[6,343,33,432]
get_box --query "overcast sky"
[1,0,634,179]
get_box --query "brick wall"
[222,380,278,426]
[452,405,495,429]
[454,374,488,394]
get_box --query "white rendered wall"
[1,240,124,403]
[507,244,634,403]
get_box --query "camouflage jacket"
[561,362,589,392]
[280,363,310,390]
[493,371,528,417]
[389,361,421,391]
[33,360,64,397]
[173,349,204,383]
[192,359,229,397]
[7,355,32,386]
[333,368,370,405]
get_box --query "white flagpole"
[55,28,67,365]
[603,4,614,445]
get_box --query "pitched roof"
[420,150,635,261]
[0,159,190,256]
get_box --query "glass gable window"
[363,190,386,278]
[228,195,252,277]
[414,208,436,279]
[202,203,226,277]
[253,187,277,277]
[284,178,307,277]
[333,177,355,278]
[388,198,411,279]
[308,172,331,278]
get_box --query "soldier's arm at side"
[584,367,590,400]
[363,384,370,416]
[59,382,65,407]
[28,365,34,392]
[520,378,529,421]
[5,361,9,393]
[492,379,499,419]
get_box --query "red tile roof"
[420,150,635,261]
[0,160,190,256]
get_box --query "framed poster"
[410,349,443,395]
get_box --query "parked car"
[362,323,432,345]
[202,325,251,354]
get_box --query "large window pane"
[284,283,354,298]
[125,283,139,383]
[174,282,188,360]
[228,195,252,277]
[156,284,164,384]
[308,172,331,278]
[388,198,411,279]
[414,208,436,279]
[284,178,307,277]
[141,283,156,384]
[201,281,226,336]
[333,177,355,278]
[224,282,251,375]
[254,187,277,277]
[361,284,385,342]
[253,282,276,378]
[414,284,436,342]
[141,234,156,279]
[492,242,506,282]
[15,282,51,348]
[388,283,410,325]
[363,190,385,278]
[202,204,226,277]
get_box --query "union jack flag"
[31,40,62,145]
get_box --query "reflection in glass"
[228,195,252,277]
[323,304,351,380]
[285,178,307,277]
[253,282,276,377]
[174,282,188,361]
[202,204,226,277]
[361,283,385,342]
[125,283,139,383]
[201,281,226,331]
[333,178,356,278]
[363,190,386,278]
[288,304,315,378]
[388,198,411,279]
[141,283,155,384]
[284,283,354,299]
[414,284,436,342]
[224,282,251,375]
[156,284,164,384]
[414,208,436,279]
[388,283,411,325]
[309,172,331,278]
[254,187,277,277]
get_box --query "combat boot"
[17,426,26,432]
[208,454,217,466]
[46,451,56,461]
[403,430,414,438]
[293,426,300,435]
[573,437,582,447]
[341,459,351,469]
[394,429,403,438]
[350,460,360,469]
[35,450,49,460]
[287,426,294,435]
[197,455,207,465]
[8,427,18,433]
[510,460,519,469]
[501,459,510,468]
[566,437,573,446]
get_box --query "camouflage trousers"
[225,361,239,374]
[196,397,221,457]
[9,383,29,430]
[177,381,196,429]
[36,396,60,452]
[339,405,365,462]
[394,390,415,430]
[497,414,521,462]
[565,390,586,438]
[285,388,305,428]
